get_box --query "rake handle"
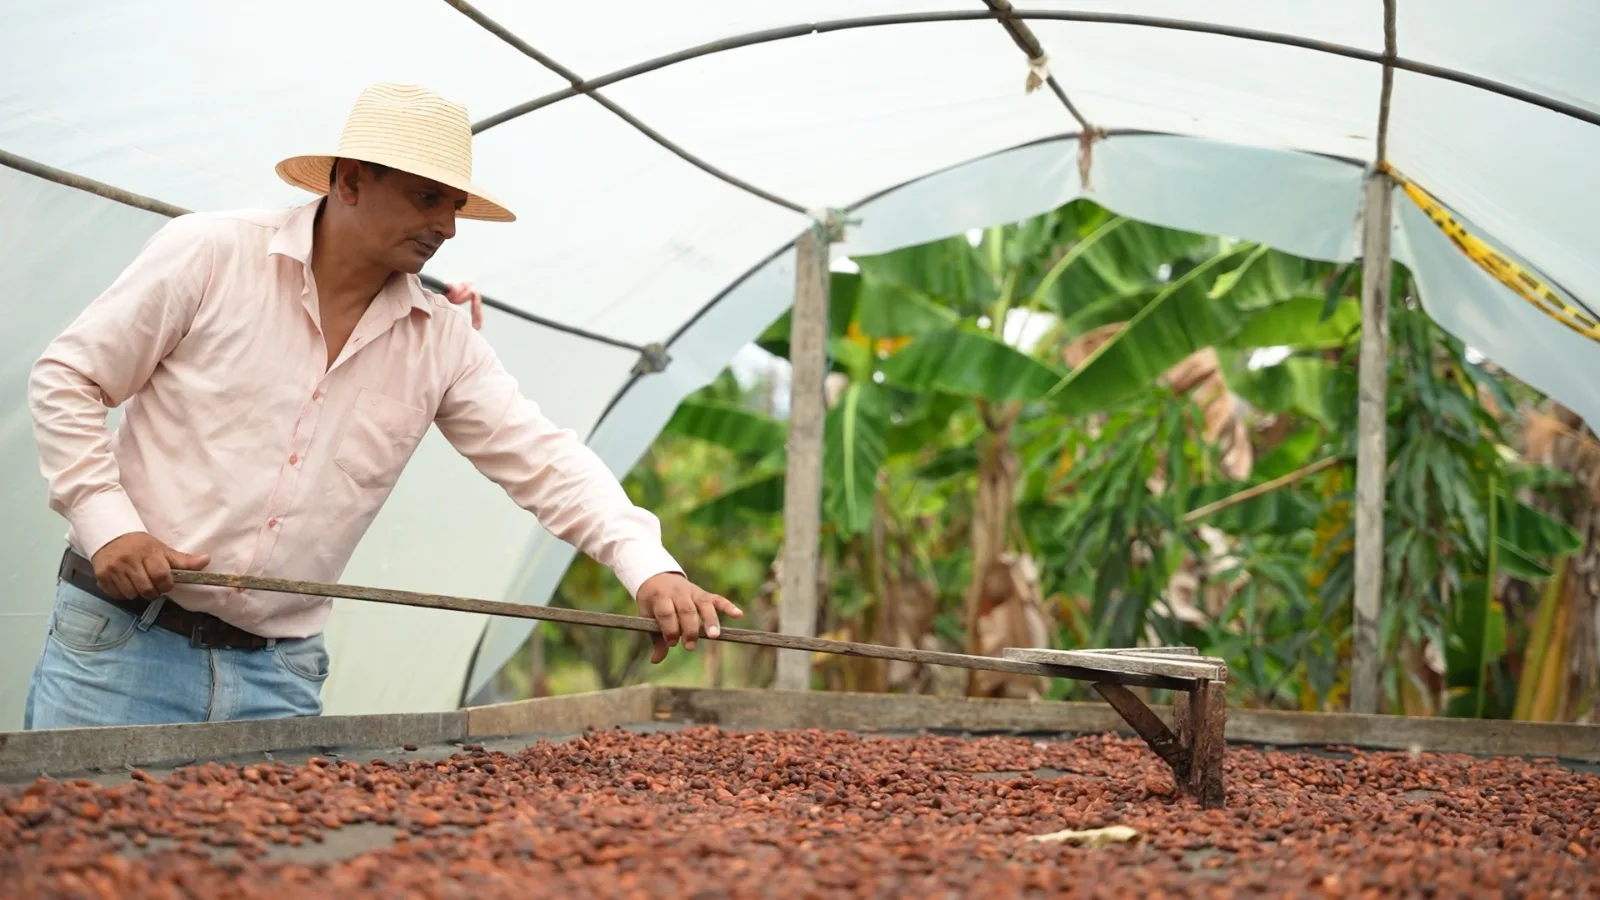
[169,569,1195,691]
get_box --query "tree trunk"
[864,480,892,694]
[1564,507,1598,722]
[963,399,1050,699]
[1518,404,1600,722]
[965,400,1020,659]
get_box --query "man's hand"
[635,572,743,663]
[445,281,484,330]
[90,532,210,601]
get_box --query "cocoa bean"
[1,728,1594,897]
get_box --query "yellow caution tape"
[1380,163,1600,343]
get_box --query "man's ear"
[330,160,361,205]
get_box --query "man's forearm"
[464,420,683,595]
[29,355,148,557]
[525,458,685,597]
[435,329,684,595]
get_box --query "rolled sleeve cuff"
[613,543,684,598]
[69,489,147,559]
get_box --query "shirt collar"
[268,199,434,318]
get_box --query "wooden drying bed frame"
[154,571,1232,808]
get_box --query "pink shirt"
[28,200,681,638]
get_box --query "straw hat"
[275,82,514,222]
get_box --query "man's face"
[335,162,468,274]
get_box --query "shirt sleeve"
[27,214,214,558]
[433,320,683,598]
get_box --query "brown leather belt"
[58,548,271,651]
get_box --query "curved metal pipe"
[444,0,808,215]
[0,149,652,356]
[471,9,1599,136]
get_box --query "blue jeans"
[23,579,329,730]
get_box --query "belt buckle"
[190,620,248,651]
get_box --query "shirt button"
[268,518,280,529]
[289,454,299,465]
[312,390,322,401]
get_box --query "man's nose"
[432,211,457,241]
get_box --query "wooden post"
[775,219,833,692]
[1350,170,1393,715]
[1186,680,1227,808]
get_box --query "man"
[24,82,739,730]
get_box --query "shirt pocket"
[332,388,430,491]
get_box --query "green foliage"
[856,279,959,337]
[1048,246,1259,413]
[1044,213,1214,317]
[1230,358,1342,428]
[527,197,1583,722]
[1313,282,1580,717]
[877,327,1062,402]
[1228,297,1361,350]
[662,400,784,460]
[823,381,891,536]
[1047,388,1205,649]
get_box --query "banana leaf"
[878,326,1063,403]
[822,381,891,535]
[686,471,784,527]
[1227,296,1361,350]
[661,400,784,458]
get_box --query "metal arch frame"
[0,148,655,360]
[6,127,1334,380]
[464,8,1600,136]
[978,0,1097,133]
[577,125,1372,438]
[443,0,808,216]
[9,4,1595,366]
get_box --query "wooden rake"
[172,569,1229,808]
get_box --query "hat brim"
[275,154,515,223]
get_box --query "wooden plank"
[1112,652,1225,671]
[1226,708,1600,762]
[0,711,466,782]
[1351,169,1393,714]
[465,684,656,738]
[776,223,830,692]
[656,687,1135,735]
[1003,647,1226,680]
[656,688,1600,763]
[1077,646,1199,656]
[5,688,1595,782]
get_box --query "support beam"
[775,220,833,692]
[1350,170,1394,714]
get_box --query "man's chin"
[389,252,429,275]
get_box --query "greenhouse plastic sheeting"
[2,1,1596,724]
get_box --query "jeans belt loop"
[135,595,166,633]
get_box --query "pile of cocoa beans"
[3,726,1596,898]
